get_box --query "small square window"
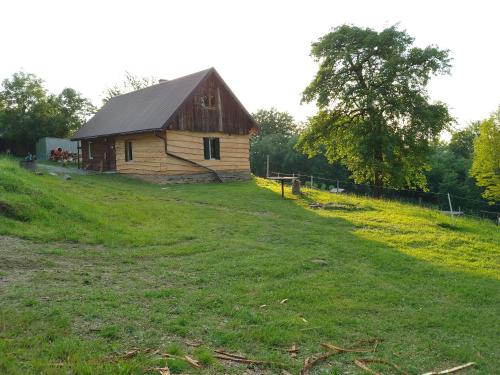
[125,141,133,162]
[203,137,220,160]
[200,87,216,110]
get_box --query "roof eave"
[70,127,163,141]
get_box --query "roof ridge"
[108,67,213,101]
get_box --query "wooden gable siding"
[114,130,249,175]
[80,137,116,171]
[165,73,254,135]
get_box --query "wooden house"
[72,68,258,183]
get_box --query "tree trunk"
[372,172,383,198]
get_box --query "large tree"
[298,25,453,196]
[0,72,94,154]
[470,108,500,203]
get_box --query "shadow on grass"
[0,175,498,374]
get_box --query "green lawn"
[0,157,499,374]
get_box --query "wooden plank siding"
[114,130,250,175]
[165,72,255,135]
[80,137,116,171]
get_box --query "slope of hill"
[0,157,499,374]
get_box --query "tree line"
[0,24,498,205]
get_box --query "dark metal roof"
[72,68,213,140]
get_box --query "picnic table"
[267,176,298,198]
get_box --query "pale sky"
[2,0,499,130]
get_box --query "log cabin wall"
[115,133,168,174]
[165,130,249,175]
[80,137,116,171]
[114,130,249,175]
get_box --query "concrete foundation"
[125,171,252,184]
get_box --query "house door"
[106,138,116,171]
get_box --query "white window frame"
[88,141,93,160]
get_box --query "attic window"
[203,137,220,160]
[125,141,133,162]
[200,87,216,110]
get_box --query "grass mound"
[0,156,499,374]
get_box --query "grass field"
[0,157,499,374]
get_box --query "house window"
[88,141,93,160]
[203,137,220,160]
[125,141,133,162]
[200,87,216,110]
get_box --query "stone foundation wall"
[125,171,252,184]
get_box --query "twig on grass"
[287,344,299,359]
[144,363,170,375]
[354,358,408,375]
[163,353,201,369]
[421,362,476,375]
[214,353,269,365]
[121,348,140,359]
[322,343,374,353]
[214,349,280,367]
[214,349,249,360]
[301,351,338,375]
[184,340,201,347]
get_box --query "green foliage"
[102,71,157,104]
[0,71,94,155]
[0,158,498,374]
[250,108,349,181]
[426,143,483,208]
[471,108,500,203]
[252,108,298,138]
[449,121,480,158]
[299,25,453,194]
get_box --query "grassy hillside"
[0,157,499,374]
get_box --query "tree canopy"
[298,25,453,195]
[470,108,500,203]
[0,72,94,155]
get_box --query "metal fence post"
[447,193,455,225]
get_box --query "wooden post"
[281,179,284,198]
[77,142,81,169]
[266,154,269,178]
[310,175,313,188]
[447,193,455,225]
[337,180,339,193]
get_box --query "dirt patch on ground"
[0,201,29,221]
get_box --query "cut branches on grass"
[421,362,476,375]
[213,349,276,366]
[0,159,498,375]
[354,358,408,375]
[321,342,375,353]
[287,344,299,359]
[163,353,201,369]
[144,363,170,375]
[121,348,140,359]
[301,350,338,375]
